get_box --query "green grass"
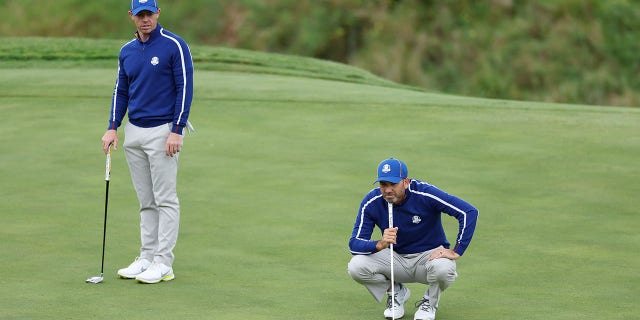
[0,37,639,319]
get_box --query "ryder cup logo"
[412,215,421,224]
[151,57,159,66]
[382,164,391,173]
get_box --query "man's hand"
[428,248,460,261]
[101,130,118,154]
[375,227,398,251]
[166,132,183,157]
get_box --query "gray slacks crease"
[124,122,181,267]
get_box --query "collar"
[134,23,162,43]
[395,178,413,206]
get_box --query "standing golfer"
[348,158,478,320]
[100,0,193,284]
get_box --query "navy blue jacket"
[349,179,479,255]
[109,23,193,134]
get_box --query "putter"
[86,145,112,284]
[388,201,395,320]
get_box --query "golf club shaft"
[388,202,395,320]
[100,180,108,274]
[100,146,112,275]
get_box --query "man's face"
[130,10,160,36]
[379,179,408,204]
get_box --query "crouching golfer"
[348,158,478,320]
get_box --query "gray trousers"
[347,246,458,307]
[123,122,181,267]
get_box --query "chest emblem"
[151,56,159,66]
[412,215,421,224]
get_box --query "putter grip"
[388,202,393,227]
[105,148,111,181]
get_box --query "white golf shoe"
[413,297,436,320]
[117,257,151,279]
[384,285,411,319]
[135,262,174,284]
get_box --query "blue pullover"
[349,179,479,256]
[108,23,193,134]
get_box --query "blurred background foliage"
[1,0,638,106]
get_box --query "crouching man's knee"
[347,254,369,282]
[426,258,458,284]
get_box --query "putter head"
[86,275,104,284]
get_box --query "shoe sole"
[118,268,149,279]
[135,273,175,284]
